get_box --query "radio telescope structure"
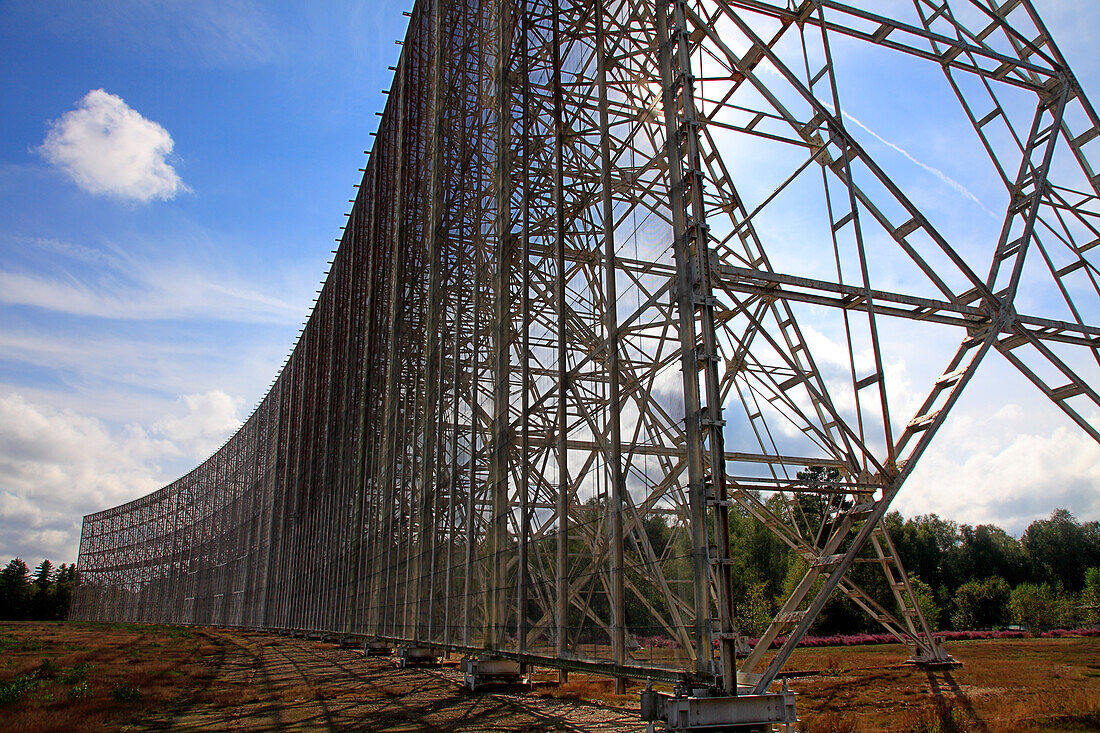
[74,0,1099,728]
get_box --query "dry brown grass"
[819,654,848,677]
[529,673,642,706]
[512,640,1100,732]
[901,698,975,733]
[790,637,1100,732]
[995,687,1100,731]
[2,623,1097,732]
[0,621,207,733]
[801,710,859,733]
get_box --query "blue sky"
[0,0,1097,564]
[0,0,409,562]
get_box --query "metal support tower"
[75,0,1099,727]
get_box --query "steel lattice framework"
[74,0,1099,702]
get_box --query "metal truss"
[74,0,1099,704]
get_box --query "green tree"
[951,576,1011,630]
[32,559,53,591]
[793,466,845,548]
[909,574,941,632]
[740,581,773,637]
[777,553,864,635]
[625,516,678,634]
[728,495,792,603]
[955,524,1028,587]
[1022,509,1100,592]
[887,512,961,594]
[54,563,77,620]
[1010,582,1066,633]
[31,559,55,619]
[1083,567,1100,625]
[0,558,32,620]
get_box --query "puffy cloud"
[900,405,1100,534]
[0,394,166,562]
[155,390,243,458]
[724,320,1098,533]
[0,390,241,562]
[38,89,187,203]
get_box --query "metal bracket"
[641,686,797,731]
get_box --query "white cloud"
[38,89,187,203]
[0,389,242,562]
[0,267,297,323]
[0,393,167,562]
[731,317,1098,535]
[900,405,1100,534]
[0,236,303,324]
[155,390,243,458]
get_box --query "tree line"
[549,481,1100,641]
[0,559,76,621]
[3,501,1098,635]
[721,501,1100,636]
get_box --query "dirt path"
[139,630,644,732]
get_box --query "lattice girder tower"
[73,0,1099,726]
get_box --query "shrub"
[0,674,40,706]
[111,681,142,703]
[62,662,94,684]
[951,577,1011,630]
[68,681,90,700]
[909,575,942,631]
[0,637,42,652]
[1083,567,1100,625]
[1011,582,1072,633]
[34,658,60,679]
[631,635,679,650]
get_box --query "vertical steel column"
[361,156,388,637]
[444,303,462,647]
[462,244,481,648]
[72,516,90,619]
[594,0,626,694]
[489,0,515,651]
[262,376,290,629]
[443,118,470,647]
[655,0,735,689]
[550,0,570,683]
[463,1,490,647]
[413,0,448,644]
[317,273,341,632]
[345,198,370,632]
[445,11,476,646]
[376,52,408,640]
[516,0,532,664]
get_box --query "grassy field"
[784,638,1100,731]
[0,621,222,731]
[0,622,1097,732]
